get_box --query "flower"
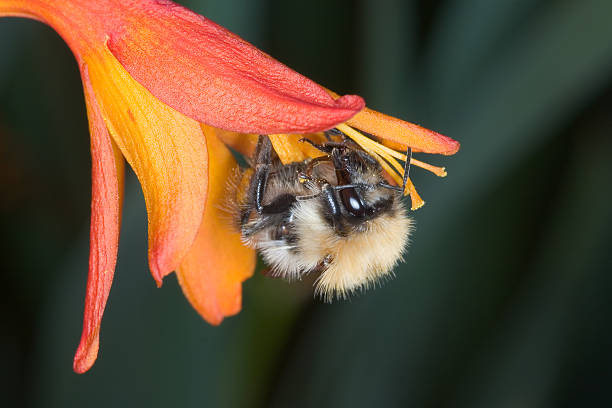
[0,0,459,373]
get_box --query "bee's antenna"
[378,182,403,193]
[402,147,412,192]
[332,184,366,191]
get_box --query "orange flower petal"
[176,125,256,325]
[73,66,125,374]
[268,133,327,165]
[326,90,459,155]
[347,108,459,155]
[86,46,208,285]
[214,130,259,158]
[107,1,364,134]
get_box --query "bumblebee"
[229,132,413,301]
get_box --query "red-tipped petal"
[107,1,364,134]
[73,66,125,374]
[347,108,460,155]
[176,125,256,324]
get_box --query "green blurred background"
[2,0,612,406]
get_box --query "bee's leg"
[242,135,273,225]
[319,183,346,235]
[301,156,332,178]
[402,147,412,192]
[299,138,336,154]
[247,137,299,215]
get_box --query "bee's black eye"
[340,188,366,217]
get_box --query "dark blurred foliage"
[1,0,612,406]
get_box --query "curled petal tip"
[205,312,224,327]
[73,335,99,374]
[442,139,461,156]
[151,271,164,288]
[331,94,366,116]
[149,249,173,288]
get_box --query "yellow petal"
[214,129,259,158]
[176,125,256,324]
[268,133,327,165]
[86,46,208,284]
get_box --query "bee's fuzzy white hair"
[253,198,412,301]
[296,200,412,301]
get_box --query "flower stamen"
[336,123,405,160]
[410,158,447,177]
[403,177,425,210]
